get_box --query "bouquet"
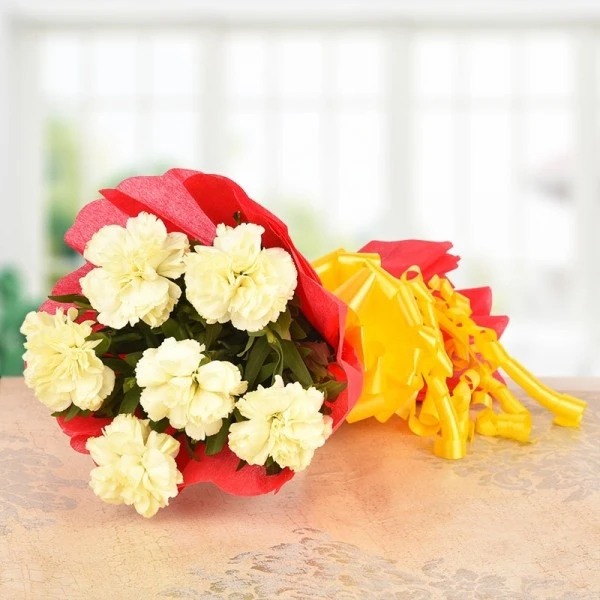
[21,169,586,517]
[21,170,362,517]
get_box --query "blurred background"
[1,0,599,376]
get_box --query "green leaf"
[63,403,81,422]
[243,335,271,389]
[280,339,313,387]
[94,376,123,417]
[183,436,201,461]
[248,329,267,338]
[203,322,223,350]
[233,210,242,225]
[119,386,141,414]
[265,328,277,345]
[160,318,187,341]
[123,351,143,367]
[265,333,284,378]
[236,459,247,472]
[264,456,283,476]
[138,322,160,348]
[48,294,91,308]
[257,361,279,384]
[123,376,137,393]
[149,417,170,433]
[204,418,231,456]
[271,309,292,341]
[111,332,143,344]
[236,335,256,357]
[101,357,134,376]
[88,332,111,357]
[179,302,206,325]
[316,379,347,402]
[214,335,245,356]
[289,320,307,340]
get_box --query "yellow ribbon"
[312,250,586,459]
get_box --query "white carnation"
[228,375,332,472]
[184,223,297,332]
[213,223,264,272]
[183,248,236,324]
[86,414,183,518]
[80,212,189,329]
[136,338,248,440]
[21,308,115,412]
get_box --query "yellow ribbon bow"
[313,249,586,459]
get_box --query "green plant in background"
[0,269,39,375]
[45,117,83,287]
[0,118,81,375]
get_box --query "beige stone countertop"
[1,376,598,599]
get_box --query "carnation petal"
[140,386,172,422]
[81,213,188,329]
[80,269,131,329]
[184,248,235,323]
[195,360,246,395]
[230,376,330,472]
[156,232,189,278]
[86,415,182,518]
[137,338,203,384]
[71,374,103,411]
[228,419,272,466]
[84,224,128,269]
[213,222,264,273]
[21,307,115,413]
[126,211,168,247]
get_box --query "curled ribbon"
[313,249,586,459]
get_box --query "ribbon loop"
[313,249,586,459]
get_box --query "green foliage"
[48,286,346,474]
[0,268,40,376]
[205,418,232,456]
[48,294,91,308]
[45,118,80,261]
[120,386,142,415]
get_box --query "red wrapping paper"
[42,170,364,496]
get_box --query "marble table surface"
[1,376,598,599]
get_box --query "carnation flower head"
[184,222,297,332]
[80,212,189,329]
[228,375,333,472]
[21,307,115,412]
[136,337,248,440]
[86,414,183,518]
